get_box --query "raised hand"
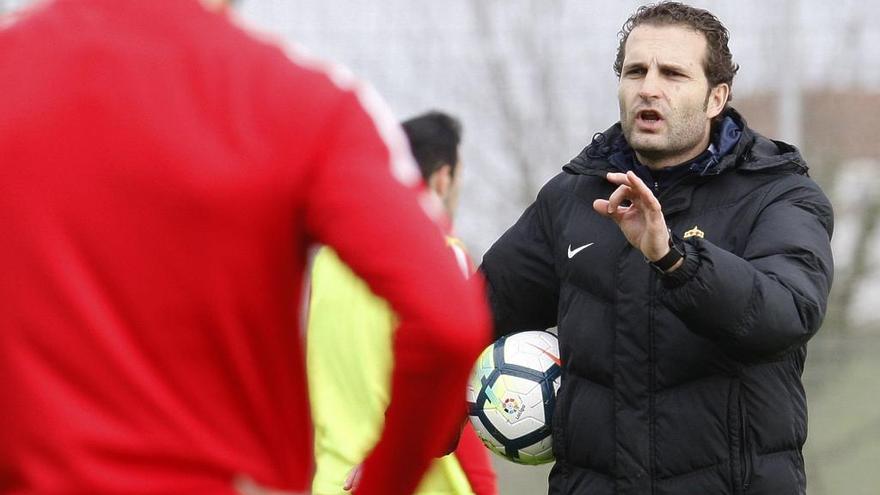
[592,171,671,262]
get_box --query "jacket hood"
[563,108,808,177]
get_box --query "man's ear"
[428,164,453,200]
[706,83,730,119]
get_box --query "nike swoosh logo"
[528,343,562,366]
[567,243,594,259]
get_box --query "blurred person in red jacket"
[0,1,490,494]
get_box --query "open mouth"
[635,109,664,131]
[637,109,663,122]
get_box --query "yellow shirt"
[307,246,474,495]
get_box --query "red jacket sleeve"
[302,85,491,495]
[446,239,498,494]
[455,422,498,495]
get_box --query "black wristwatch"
[648,230,685,274]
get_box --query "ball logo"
[502,397,525,419]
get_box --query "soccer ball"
[466,330,561,465]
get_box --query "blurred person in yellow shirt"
[307,111,497,495]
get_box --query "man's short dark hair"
[613,2,739,103]
[402,111,462,181]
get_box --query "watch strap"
[648,230,685,274]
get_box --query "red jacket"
[0,1,490,494]
[456,423,499,495]
[446,238,497,495]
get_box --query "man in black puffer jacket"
[480,3,833,494]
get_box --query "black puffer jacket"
[480,109,834,495]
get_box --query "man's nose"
[638,69,662,99]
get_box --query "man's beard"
[622,107,710,167]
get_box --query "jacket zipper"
[739,391,753,490]
[648,270,657,494]
[656,175,696,203]
[656,180,753,491]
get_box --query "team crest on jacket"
[683,226,705,239]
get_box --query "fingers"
[604,172,630,185]
[344,464,363,492]
[595,172,634,217]
[606,183,633,214]
[624,171,661,211]
[595,172,664,226]
[603,172,660,212]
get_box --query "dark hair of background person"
[402,111,462,181]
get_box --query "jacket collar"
[562,108,808,178]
